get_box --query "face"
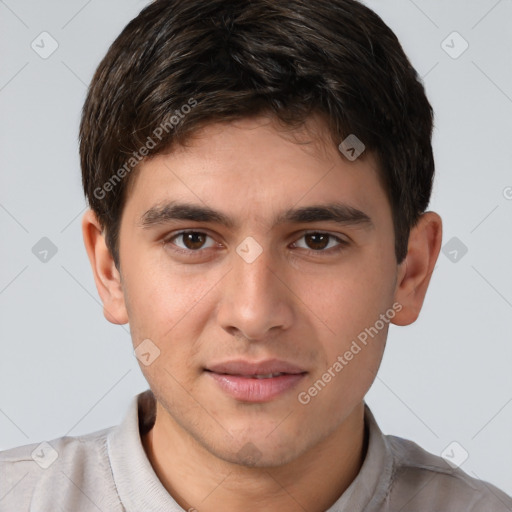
[117,115,401,467]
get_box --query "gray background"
[1,0,511,497]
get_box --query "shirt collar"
[108,389,183,511]
[108,389,394,512]
[327,403,395,511]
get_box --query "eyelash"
[162,230,349,258]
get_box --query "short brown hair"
[80,0,434,269]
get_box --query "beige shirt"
[1,389,511,511]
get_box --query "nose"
[216,242,295,341]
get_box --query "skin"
[82,115,442,512]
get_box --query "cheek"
[293,253,396,390]
[122,249,212,340]
[297,260,393,339]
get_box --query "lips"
[205,359,307,402]
[205,359,307,378]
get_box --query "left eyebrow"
[138,200,374,231]
[275,203,374,230]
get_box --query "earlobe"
[81,209,129,325]
[391,211,443,326]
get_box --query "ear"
[81,209,129,325]
[391,211,443,326]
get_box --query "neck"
[142,400,368,512]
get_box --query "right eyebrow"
[139,201,236,229]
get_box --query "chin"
[201,427,308,469]
[220,443,301,469]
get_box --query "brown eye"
[304,233,330,251]
[181,232,207,250]
[166,231,216,252]
[293,231,348,254]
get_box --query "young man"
[1,0,511,510]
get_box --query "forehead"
[123,116,390,229]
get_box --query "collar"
[107,389,394,511]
